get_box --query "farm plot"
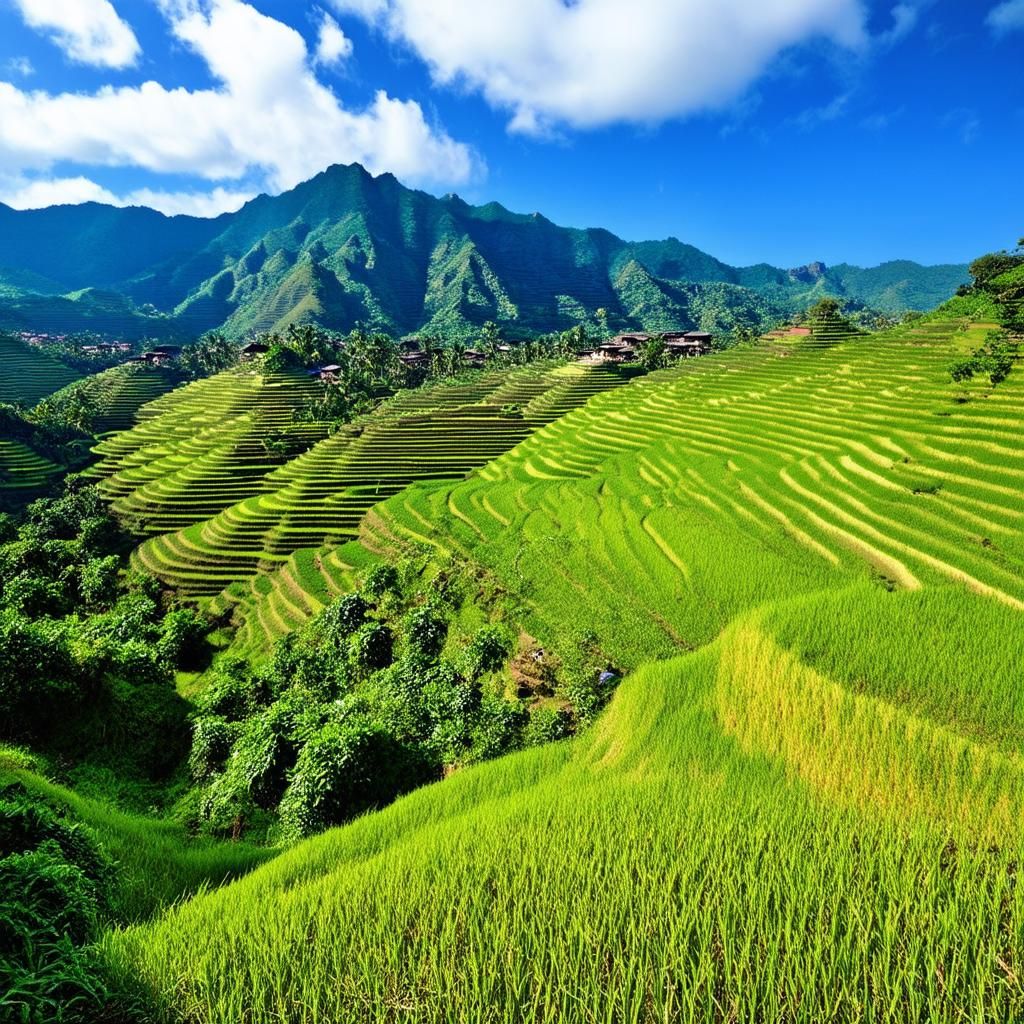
[0,332,81,405]
[366,319,1024,668]
[86,368,330,538]
[0,438,64,502]
[133,363,636,600]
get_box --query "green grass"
[0,332,81,405]
[124,362,636,607]
[106,594,1024,1021]
[0,754,274,923]
[99,317,1024,1021]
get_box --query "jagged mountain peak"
[0,163,970,340]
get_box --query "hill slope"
[0,331,82,405]
[0,165,968,339]
[101,313,1024,1021]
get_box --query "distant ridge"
[0,163,970,339]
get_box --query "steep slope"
[0,165,969,340]
[85,367,330,535]
[34,362,183,434]
[131,362,637,603]
[100,313,1024,1022]
[0,331,82,405]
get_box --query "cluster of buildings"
[126,344,183,366]
[582,331,713,363]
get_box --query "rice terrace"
[0,2,1022,1022]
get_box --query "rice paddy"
[118,362,637,603]
[0,332,82,405]
[94,314,1024,1021]
[0,437,64,501]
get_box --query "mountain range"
[0,163,970,340]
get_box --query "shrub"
[278,718,425,839]
[78,556,120,608]
[402,606,448,659]
[363,563,400,600]
[463,626,512,680]
[188,715,238,781]
[350,623,394,674]
[522,707,574,747]
[156,607,209,669]
[320,593,369,638]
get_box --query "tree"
[807,297,842,320]
[637,334,668,370]
[479,321,503,358]
[178,332,240,378]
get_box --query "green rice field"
[93,314,1024,1022]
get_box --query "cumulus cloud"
[0,173,255,217]
[11,0,140,69]
[330,0,868,134]
[316,12,354,67]
[0,0,477,216]
[987,0,1024,34]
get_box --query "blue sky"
[0,0,1020,267]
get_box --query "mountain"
[0,164,970,339]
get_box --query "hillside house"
[399,350,430,367]
[240,341,269,359]
[588,331,712,362]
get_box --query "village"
[13,327,717,384]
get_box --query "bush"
[278,718,426,839]
[0,787,118,1024]
[350,623,394,674]
[78,556,119,608]
[402,606,448,659]
[522,707,574,747]
[188,715,238,781]
[463,626,512,680]
[363,563,400,600]
[156,606,209,668]
[320,593,369,638]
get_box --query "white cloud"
[0,175,120,209]
[316,12,354,67]
[877,4,919,47]
[4,57,35,77]
[987,0,1024,34]
[330,0,868,134]
[11,0,140,69]
[0,0,477,216]
[0,173,255,217]
[120,186,254,217]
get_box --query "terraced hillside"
[86,367,331,535]
[106,315,1024,1023]
[37,362,182,434]
[0,438,63,502]
[0,332,81,405]
[363,318,1021,662]
[130,362,638,602]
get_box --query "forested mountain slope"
[0,164,968,339]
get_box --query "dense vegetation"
[0,241,1018,1022]
[0,163,966,340]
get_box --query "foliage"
[0,783,118,1023]
[185,558,543,842]
[948,330,1018,385]
[0,483,204,784]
